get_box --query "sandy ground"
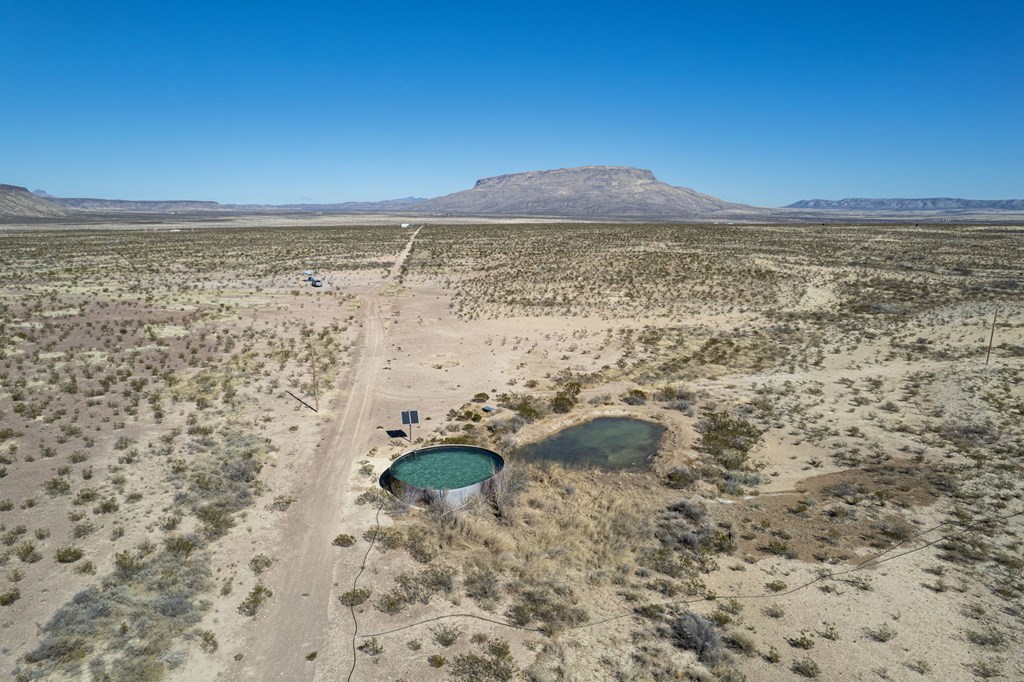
[2,220,1021,682]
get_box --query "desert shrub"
[419,564,455,593]
[357,637,383,656]
[72,521,97,538]
[156,591,194,617]
[818,623,840,641]
[666,499,705,523]
[44,476,71,496]
[164,534,200,557]
[465,567,502,605]
[237,584,273,617]
[787,632,815,649]
[0,588,20,606]
[2,525,27,546]
[429,654,446,668]
[505,581,587,635]
[657,384,696,402]
[966,627,1007,648]
[93,497,119,514]
[940,421,999,449]
[432,624,462,647]
[73,485,98,501]
[450,638,517,681]
[792,657,821,678]
[404,526,436,563]
[339,588,372,607]
[332,533,355,547]
[877,515,915,542]
[196,504,235,538]
[760,537,796,559]
[55,546,83,563]
[724,630,758,657]
[17,541,42,563]
[364,525,403,551]
[621,388,647,406]
[696,412,762,470]
[197,629,218,653]
[549,382,581,413]
[496,392,548,422]
[671,611,723,665]
[225,453,262,483]
[865,623,897,642]
[375,565,456,612]
[249,554,273,575]
[376,588,410,614]
[664,466,696,489]
[113,550,145,579]
[268,495,294,511]
[666,399,694,416]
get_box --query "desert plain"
[0,217,1022,681]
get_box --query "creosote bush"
[238,584,273,617]
[55,546,84,563]
[332,534,355,548]
[339,588,372,607]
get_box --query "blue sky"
[1,1,1022,206]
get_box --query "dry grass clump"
[377,458,738,668]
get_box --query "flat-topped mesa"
[474,166,658,188]
[423,165,742,218]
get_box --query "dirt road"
[234,228,420,680]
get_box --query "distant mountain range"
[787,198,1024,211]
[3,168,1023,221]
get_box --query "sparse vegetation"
[238,584,273,617]
[1,220,1022,681]
[332,533,356,548]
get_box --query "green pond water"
[390,447,501,489]
[516,417,665,471]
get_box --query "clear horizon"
[2,2,1022,206]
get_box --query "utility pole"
[985,309,998,366]
[309,339,320,412]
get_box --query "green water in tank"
[390,447,500,489]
